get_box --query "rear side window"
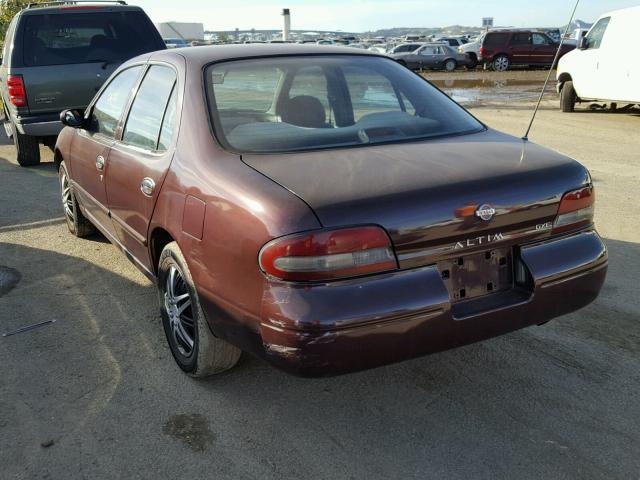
[484,33,509,46]
[22,11,161,67]
[92,65,142,137]
[510,33,531,45]
[122,65,177,151]
[584,17,610,50]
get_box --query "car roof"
[19,4,142,15]
[146,43,380,67]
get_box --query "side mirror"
[60,109,85,128]
[578,36,588,50]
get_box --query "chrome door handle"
[140,177,155,197]
[96,155,105,171]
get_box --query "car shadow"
[1,234,639,478]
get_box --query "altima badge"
[475,204,496,221]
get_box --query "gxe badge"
[475,204,496,221]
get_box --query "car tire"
[560,80,577,112]
[58,160,96,237]
[158,241,241,377]
[444,59,457,72]
[465,56,478,70]
[492,55,510,72]
[11,122,40,167]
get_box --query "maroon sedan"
[54,45,607,377]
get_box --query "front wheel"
[493,55,510,72]
[444,59,457,72]
[158,242,241,377]
[59,161,95,237]
[560,80,577,112]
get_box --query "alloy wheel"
[60,169,74,222]
[164,265,195,357]
[494,56,509,72]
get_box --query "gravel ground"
[1,85,639,479]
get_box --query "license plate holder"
[438,247,513,302]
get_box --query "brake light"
[259,226,398,282]
[553,186,594,233]
[479,47,486,57]
[7,75,26,107]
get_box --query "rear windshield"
[22,11,162,67]
[484,33,510,46]
[205,55,483,153]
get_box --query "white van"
[557,6,639,112]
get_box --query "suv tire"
[11,122,40,167]
[158,241,241,377]
[492,55,510,72]
[560,80,577,112]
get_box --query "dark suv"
[479,30,574,72]
[0,1,165,166]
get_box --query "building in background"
[155,22,204,41]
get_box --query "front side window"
[122,65,177,151]
[22,12,161,67]
[91,66,142,137]
[532,33,551,45]
[206,55,484,153]
[584,17,610,50]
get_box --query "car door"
[105,63,180,273]
[70,65,143,236]
[417,46,437,69]
[531,33,556,64]
[508,33,532,65]
[572,17,611,99]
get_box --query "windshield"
[22,12,162,67]
[205,55,483,153]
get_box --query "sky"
[133,0,640,32]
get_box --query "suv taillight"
[259,226,398,282]
[479,47,486,57]
[7,75,27,107]
[553,186,594,233]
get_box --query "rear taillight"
[7,75,27,107]
[259,226,398,282]
[479,47,486,57]
[553,186,594,233]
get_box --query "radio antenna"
[522,0,581,141]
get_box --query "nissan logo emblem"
[475,204,496,221]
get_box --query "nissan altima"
[55,45,607,377]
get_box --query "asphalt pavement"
[1,96,639,479]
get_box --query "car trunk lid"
[242,129,590,269]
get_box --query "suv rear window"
[22,11,161,67]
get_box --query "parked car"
[479,30,574,71]
[458,34,484,68]
[164,38,190,49]
[0,0,165,167]
[368,44,388,54]
[434,36,468,47]
[557,6,640,112]
[55,44,607,377]
[392,43,471,71]
[388,43,423,54]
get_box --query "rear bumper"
[259,230,607,376]
[7,112,63,137]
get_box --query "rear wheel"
[493,55,510,72]
[158,242,241,377]
[11,122,40,167]
[59,161,95,237]
[560,80,577,112]
[444,59,457,72]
